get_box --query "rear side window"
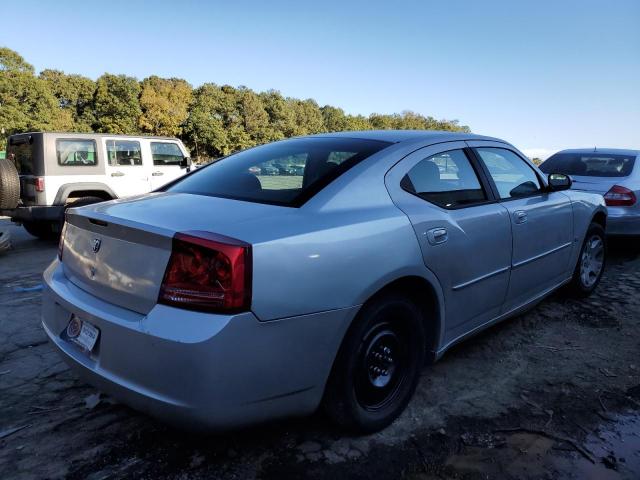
[540,153,636,178]
[476,148,542,199]
[106,140,142,166]
[151,142,184,166]
[7,136,35,174]
[56,139,97,166]
[166,137,391,206]
[401,149,487,208]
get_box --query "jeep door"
[147,140,187,189]
[103,138,151,197]
[385,142,512,345]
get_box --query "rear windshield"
[540,153,637,177]
[7,136,35,175]
[165,137,391,206]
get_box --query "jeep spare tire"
[0,158,20,210]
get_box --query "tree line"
[0,47,470,159]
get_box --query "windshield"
[540,152,636,178]
[166,137,391,206]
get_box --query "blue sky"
[1,0,638,158]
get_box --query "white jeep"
[0,132,191,239]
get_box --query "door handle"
[152,171,164,176]
[514,210,528,224]
[425,227,448,245]
[111,172,125,177]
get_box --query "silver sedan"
[42,131,607,433]
[540,148,640,235]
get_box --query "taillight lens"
[604,185,637,207]
[58,220,67,260]
[159,231,252,313]
[35,177,45,192]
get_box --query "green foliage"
[0,47,471,159]
[0,48,34,74]
[40,69,96,131]
[94,74,141,134]
[139,76,192,137]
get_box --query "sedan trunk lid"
[61,192,292,314]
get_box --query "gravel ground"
[0,218,638,479]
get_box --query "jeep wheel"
[23,221,58,241]
[0,158,20,210]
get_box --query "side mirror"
[548,173,572,191]
[180,156,192,170]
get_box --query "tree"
[139,76,192,137]
[0,51,73,149]
[289,98,325,136]
[184,83,231,158]
[321,106,348,132]
[40,69,96,131]
[93,74,141,134]
[0,47,34,74]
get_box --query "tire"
[0,158,20,210]
[568,222,606,296]
[323,293,426,433]
[23,220,58,241]
[58,196,106,230]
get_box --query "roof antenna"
[594,146,597,152]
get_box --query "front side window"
[151,142,184,166]
[106,140,142,166]
[476,148,542,199]
[56,139,97,167]
[166,137,391,206]
[540,152,636,178]
[400,149,486,208]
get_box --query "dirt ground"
[1,218,638,480]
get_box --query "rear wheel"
[323,293,426,433]
[568,222,606,296]
[23,220,57,241]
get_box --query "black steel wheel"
[324,292,426,433]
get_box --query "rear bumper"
[606,212,640,236]
[1,205,63,222]
[42,260,356,430]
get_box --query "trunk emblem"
[92,238,102,253]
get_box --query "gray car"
[42,131,607,433]
[540,148,640,235]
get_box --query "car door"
[103,138,152,197]
[386,142,512,344]
[469,141,574,313]
[148,140,188,189]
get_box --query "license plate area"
[66,315,100,352]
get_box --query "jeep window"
[8,138,35,175]
[166,137,391,207]
[401,149,487,208]
[56,139,98,167]
[151,142,183,166]
[106,140,142,166]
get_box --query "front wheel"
[323,293,426,433]
[568,222,606,296]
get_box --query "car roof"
[9,132,181,141]
[553,148,640,157]
[306,130,504,145]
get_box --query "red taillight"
[159,231,252,313]
[604,185,637,207]
[58,220,67,260]
[35,177,45,192]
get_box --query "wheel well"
[65,190,113,202]
[592,211,606,230]
[362,276,441,359]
